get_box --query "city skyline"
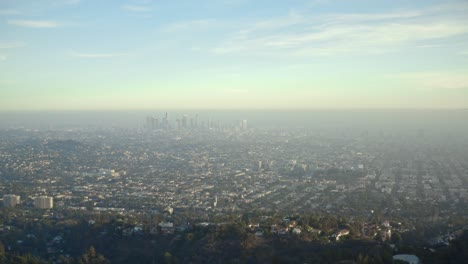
[1,0,468,110]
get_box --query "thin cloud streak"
[8,20,59,28]
[163,19,217,32]
[211,5,468,56]
[72,52,129,59]
[390,71,468,90]
[64,0,81,4]
[0,9,19,15]
[0,41,25,49]
[122,5,151,12]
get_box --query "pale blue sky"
[1,0,467,110]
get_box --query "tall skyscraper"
[146,116,151,131]
[154,118,159,130]
[182,115,188,129]
[146,116,159,131]
[241,120,248,130]
[164,112,170,129]
[150,117,156,130]
[3,194,20,207]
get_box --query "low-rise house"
[335,229,350,241]
[159,222,175,235]
[292,228,302,235]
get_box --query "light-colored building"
[241,120,248,130]
[99,169,119,177]
[335,229,350,241]
[158,222,174,234]
[3,194,20,207]
[34,196,53,209]
[392,254,421,264]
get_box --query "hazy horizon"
[1,109,468,134]
[2,2,468,261]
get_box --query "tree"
[357,254,369,264]
[88,246,96,258]
[164,252,173,264]
[80,246,108,264]
[391,231,402,245]
[0,241,5,264]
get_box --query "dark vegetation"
[1,208,467,263]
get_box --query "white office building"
[3,194,20,207]
[34,196,53,209]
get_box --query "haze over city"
[1,1,468,264]
[1,0,468,110]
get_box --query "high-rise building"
[3,194,20,207]
[150,117,156,130]
[146,116,151,131]
[34,196,53,209]
[241,120,248,130]
[146,116,159,131]
[154,118,159,130]
[182,115,188,128]
[164,112,170,129]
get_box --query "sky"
[0,0,468,111]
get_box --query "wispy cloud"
[64,0,81,4]
[212,4,468,57]
[391,71,468,90]
[163,19,216,32]
[0,41,25,49]
[72,52,129,59]
[308,0,331,6]
[0,41,24,62]
[0,9,19,15]
[8,20,60,28]
[220,0,248,6]
[320,10,422,23]
[122,5,151,12]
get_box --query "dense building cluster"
[1,118,467,219]
[0,115,467,262]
